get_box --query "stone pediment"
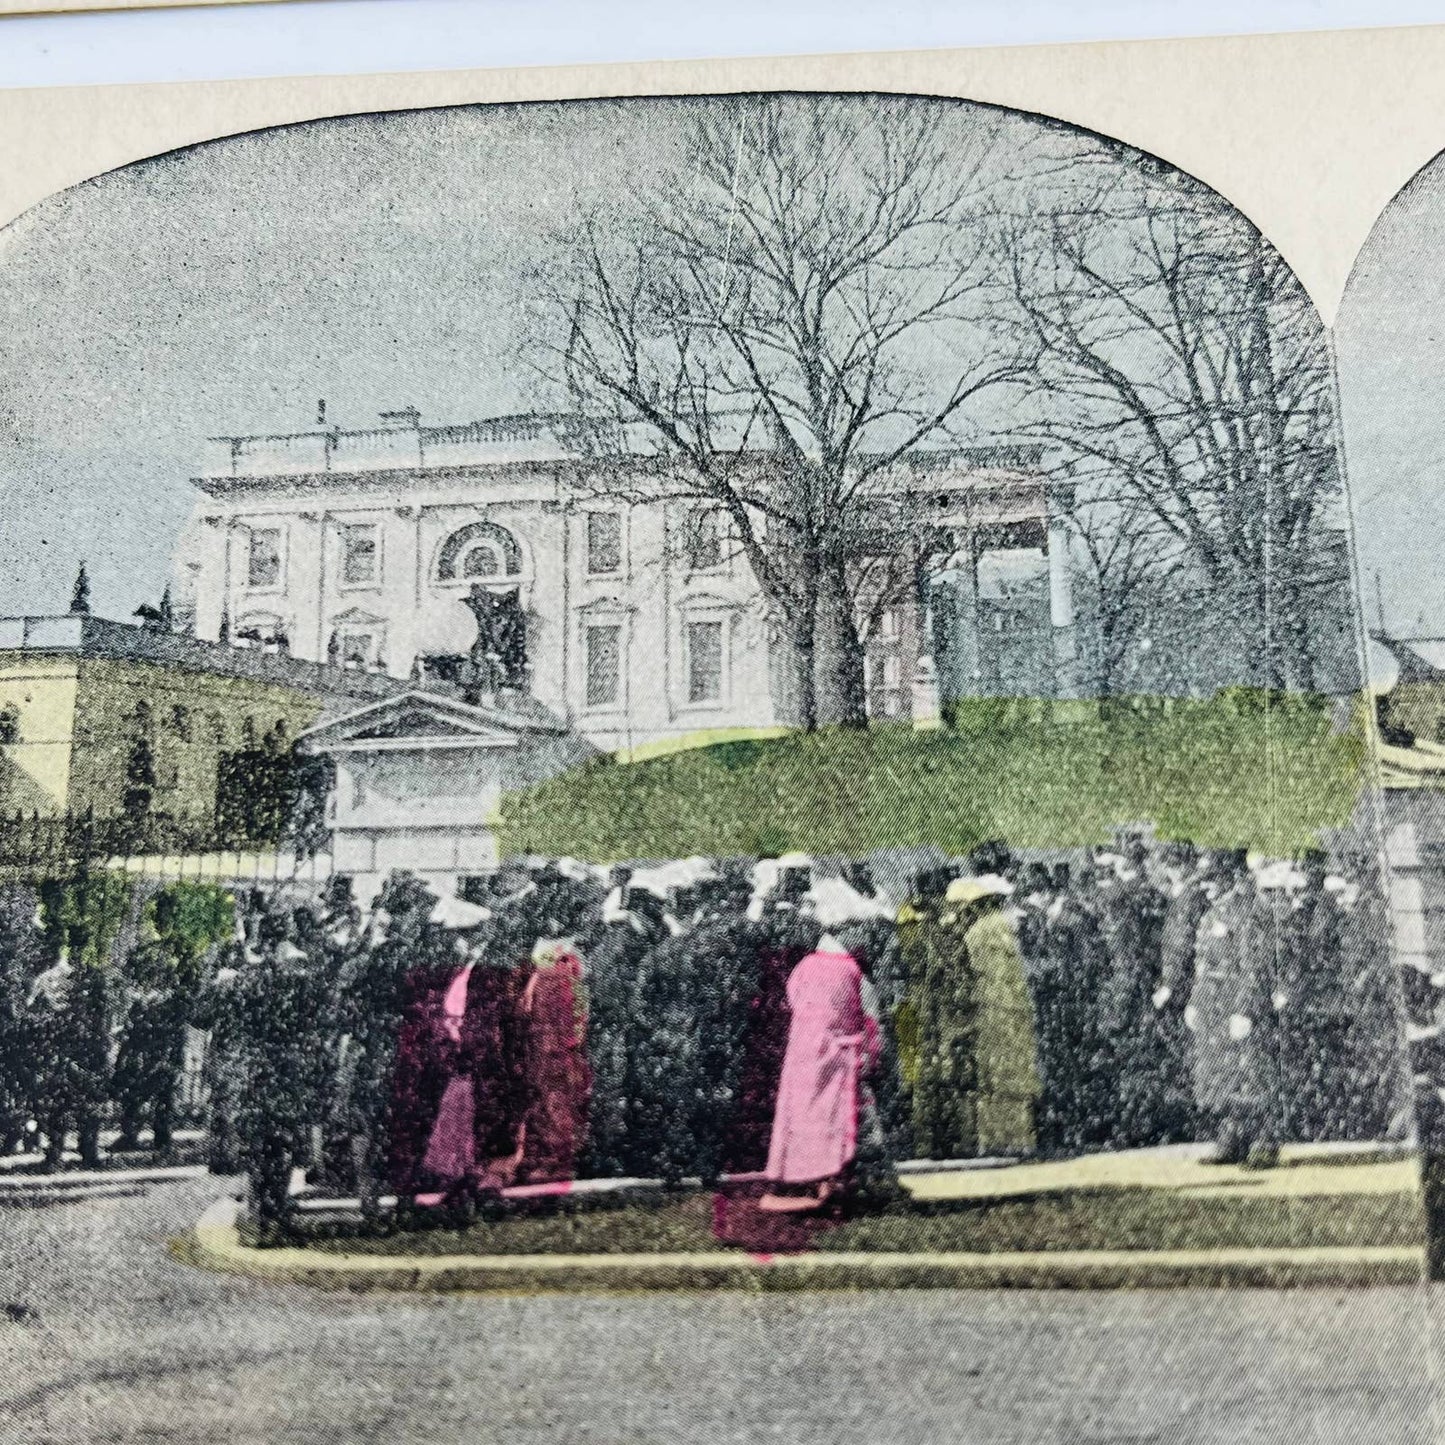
[299,689,565,754]
[353,710,483,741]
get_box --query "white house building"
[173,409,1074,752]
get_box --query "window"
[246,528,282,589]
[336,630,379,670]
[867,652,905,719]
[586,512,622,575]
[685,508,723,571]
[170,704,191,741]
[686,620,724,704]
[341,524,379,586]
[878,606,901,640]
[461,542,502,578]
[585,624,622,707]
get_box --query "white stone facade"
[174,412,1063,750]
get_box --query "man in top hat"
[1094,838,1167,1146]
[233,906,333,1237]
[1273,848,1359,1141]
[627,862,759,1187]
[1151,839,1208,1142]
[329,874,437,1224]
[1032,859,1111,1155]
[579,872,676,1177]
[1187,849,1280,1167]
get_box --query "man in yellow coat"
[911,872,1040,1160]
[954,875,1042,1157]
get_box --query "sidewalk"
[0,1128,208,1206]
[180,1143,1430,1293]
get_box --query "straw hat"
[945,874,1014,904]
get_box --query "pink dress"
[765,950,880,1185]
[517,946,591,1185]
[420,965,477,1182]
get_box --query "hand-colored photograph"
[2,29,1444,1444]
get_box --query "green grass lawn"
[291,1184,1421,1258]
[498,694,1367,861]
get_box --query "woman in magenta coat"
[760,933,880,1212]
[515,938,591,1185]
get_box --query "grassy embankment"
[498,695,1369,862]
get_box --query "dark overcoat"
[1190,886,1276,1117]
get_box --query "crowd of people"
[0,832,1407,1234]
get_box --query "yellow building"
[0,614,416,825]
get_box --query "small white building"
[297,688,594,898]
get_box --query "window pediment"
[678,591,735,614]
[577,595,628,617]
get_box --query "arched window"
[435,521,523,582]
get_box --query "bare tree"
[1067,486,1179,698]
[1002,152,1342,692]
[535,95,1033,728]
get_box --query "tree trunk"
[789,612,818,733]
[811,560,869,728]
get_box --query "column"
[1047,514,1079,699]
[944,536,982,705]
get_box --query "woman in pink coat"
[759,933,880,1213]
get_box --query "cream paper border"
[0,1,288,12]
[0,24,1443,324]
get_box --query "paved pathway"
[1,1178,1443,1444]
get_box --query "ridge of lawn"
[498,693,1369,863]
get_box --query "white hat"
[946,874,1014,904]
[804,877,894,927]
[429,894,493,929]
[1254,860,1306,891]
[630,858,714,896]
[750,852,812,897]
[555,857,605,884]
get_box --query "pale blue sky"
[0,101,676,619]
[0,95,1048,621]
[1337,154,1445,639]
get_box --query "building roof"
[195,412,612,491]
[0,614,428,711]
[190,409,1055,501]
